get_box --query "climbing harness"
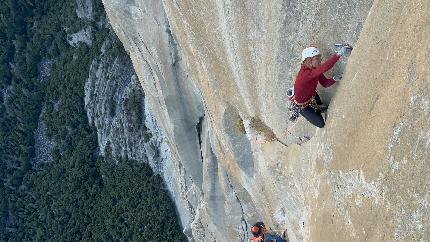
[288,96,321,122]
[295,96,321,111]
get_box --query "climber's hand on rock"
[337,46,351,57]
[333,75,342,82]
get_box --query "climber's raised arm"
[290,45,351,128]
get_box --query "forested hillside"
[0,0,185,241]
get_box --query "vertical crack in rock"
[165,22,179,66]
[196,116,205,163]
[227,176,249,242]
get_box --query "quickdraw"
[288,102,301,121]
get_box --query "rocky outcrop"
[32,59,55,166]
[76,0,193,236]
[32,108,56,165]
[67,27,93,47]
[82,28,163,171]
[76,0,93,20]
[102,0,430,241]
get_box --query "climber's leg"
[315,93,328,112]
[300,106,325,128]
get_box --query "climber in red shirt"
[289,45,351,128]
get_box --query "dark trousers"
[300,94,325,128]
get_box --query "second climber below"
[289,45,351,128]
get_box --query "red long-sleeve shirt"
[293,54,340,103]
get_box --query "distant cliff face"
[102,0,430,241]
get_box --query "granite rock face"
[83,28,170,173]
[102,0,430,241]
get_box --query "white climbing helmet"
[301,47,321,62]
